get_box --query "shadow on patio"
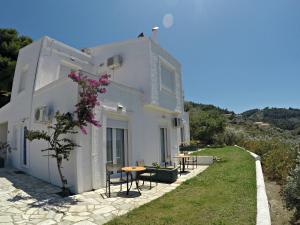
[0,168,81,214]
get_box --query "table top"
[122,166,146,172]
[173,155,192,158]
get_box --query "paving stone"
[73,220,97,225]
[36,219,56,225]
[78,212,91,216]
[92,205,116,215]
[0,216,12,222]
[54,213,63,222]
[63,215,89,222]
[6,207,22,214]
[69,205,87,213]
[25,208,38,215]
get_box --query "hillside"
[185,101,300,143]
[241,107,300,135]
[184,101,234,115]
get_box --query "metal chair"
[105,163,127,197]
[186,156,198,169]
[136,160,157,189]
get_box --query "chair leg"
[149,172,152,189]
[105,180,108,196]
[108,183,111,198]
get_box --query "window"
[181,127,185,143]
[160,63,175,93]
[18,69,28,93]
[59,64,73,78]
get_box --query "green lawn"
[107,146,257,225]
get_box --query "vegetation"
[240,138,299,184]
[185,101,227,144]
[186,101,300,222]
[107,147,256,225]
[283,151,300,221]
[0,28,32,107]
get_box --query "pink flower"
[87,79,100,87]
[99,77,109,85]
[99,88,106,93]
[80,126,87,135]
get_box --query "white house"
[0,35,190,193]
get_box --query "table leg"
[135,179,141,194]
[182,158,185,172]
[126,172,129,195]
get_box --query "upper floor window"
[160,63,175,93]
[59,64,73,78]
[18,65,29,93]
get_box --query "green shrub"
[283,151,300,220]
[263,145,298,183]
[241,138,299,183]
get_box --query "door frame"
[106,117,129,166]
[159,126,169,163]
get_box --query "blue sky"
[1,0,299,112]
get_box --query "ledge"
[234,145,271,225]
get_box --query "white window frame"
[57,61,81,80]
[159,57,176,95]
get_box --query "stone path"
[0,166,208,225]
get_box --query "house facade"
[0,36,190,193]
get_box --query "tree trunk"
[56,155,69,196]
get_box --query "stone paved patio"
[0,166,208,225]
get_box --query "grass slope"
[107,146,256,225]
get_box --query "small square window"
[18,67,28,93]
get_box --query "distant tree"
[0,28,32,107]
[189,110,226,144]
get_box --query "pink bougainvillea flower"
[99,74,110,85]
[79,126,87,135]
[68,71,109,134]
[99,88,106,93]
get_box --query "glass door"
[106,128,127,166]
[116,129,125,166]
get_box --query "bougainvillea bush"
[26,71,109,195]
[68,71,109,134]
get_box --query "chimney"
[151,26,159,43]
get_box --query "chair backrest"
[106,162,123,174]
[136,160,145,167]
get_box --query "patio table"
[173,155,191,172]
[122,166,146,195]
